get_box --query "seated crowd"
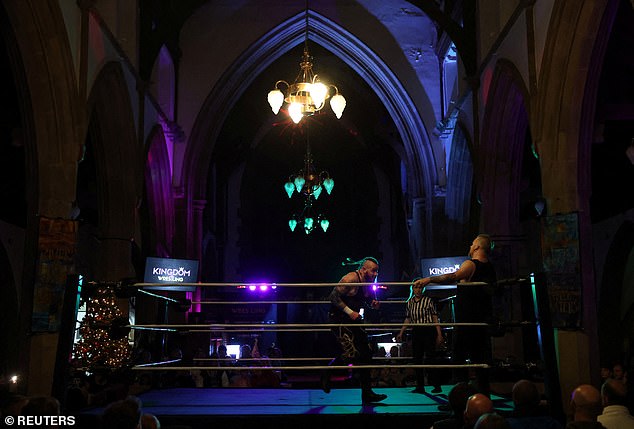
[2,358,633,429]
[429,368,634,429]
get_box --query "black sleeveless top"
[470,259,497,285]
[328,271,366,323]
[455,259,496,322]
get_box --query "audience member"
[101,395,143,429]
[0,393,28,418]
[567,384,606,429]
[613,363,628,384]
[507,379,563,429]
[475,413,511,429]
[430,381,477,429]
[597,378,634,428]
[600,366,613,387]
[225,343,253,387]
[249,338,281,388]
[389,345,400,359]
[266,343,286,383]
[376,346,387,358]
[211,344,234,387]
[240,344,252,360]
[21,395,60,416]
[463,393,494,429]
[141,412,161,429]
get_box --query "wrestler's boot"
[360,368,387,404]
[320,357,339,393]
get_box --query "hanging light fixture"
[284,122,333,234]
[267,2,346,124]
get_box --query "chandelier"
[284,124,334,234]
[267,4,346,124]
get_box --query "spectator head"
[1,394,29,417]
[447,381,478,417]
[464,393,494,427]
[217,345,228,357]
[240,344,252,359]
[101,396,142,429]
[21,396,60,417]
[570,384,602,422]
[512,379,540,416]
[474,412,511,429]
[613,363,626,381]
[141,413,160,429]
[601,377,628,407]
[389,346,399,358]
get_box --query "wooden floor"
[78,386,514,429]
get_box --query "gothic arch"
[2,0,84,215]
[144,125,175,257]
[182,10,437,248]
[479,59,530,238]
[85,61,141,280]
[598,220,634,366]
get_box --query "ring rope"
[188,329,335,333]
[187,328,449,333]
[192,357,414,362]
[138,289,180,303]
[134,282,485,288]
[132,364,489,371]
[191,300,408,305]
[128,322,489,329]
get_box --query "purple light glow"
[243,281,277,293]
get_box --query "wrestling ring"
[72,278,563,429]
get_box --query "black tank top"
[470,259,497,285]
[455,259,496,322]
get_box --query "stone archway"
[598,220,634,366]
[144,125,175,258]
[84,61,142,281]
[479,60,530,239]
[181,9,437,263]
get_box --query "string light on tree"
[72,282,131,370]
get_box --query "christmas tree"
[72,282,131,370]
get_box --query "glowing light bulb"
[289,103,303,123]
[284,181,295,198]
[267,89,284,114]
[310,82,327,109]
[323,177,334,194]
[330,94,346,119]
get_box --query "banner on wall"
[32,217,78,332]
[541,212,581,328]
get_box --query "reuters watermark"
[4,415,76,426]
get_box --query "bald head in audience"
[464,393,494,428]
[141,413,160,429]
[570,384,602,422]
[474,412,511,429]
